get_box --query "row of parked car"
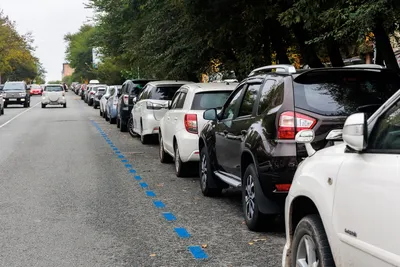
[72,64,400,266]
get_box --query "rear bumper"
[175,130,200,162]
[42,98,66,105]
[142,115,160,136]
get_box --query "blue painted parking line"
[146,191,156,197]
[153,200,165,208]
[162,212,176,221]
[118,155,125,159]
[125,164,132,168]
[134,175,142,181]
[174,228,190,238]
[139,182,148,188]
[121,159,128,163]
[129,169,136,174]
[115,151,121,154]
[188,246,208,260]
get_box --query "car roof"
[5,81,25,83]
[46,84,63,86]
[147,80,194,86]
[184,82,237,92]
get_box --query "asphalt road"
[0,93,285,267]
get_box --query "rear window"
[45,86,63,92]
[31,85,41,89]
[191,91,232,110]
[150,86,181,100]
[293,71,400,116]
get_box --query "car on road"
[282,87,400,267]
[105,85,122,124]
[158,82,236,177]
[2,81,31,108]
[198,64,400,231]
[117,79,158,133]
[130,80,193,142]
[41,84,67,108]
[92,85,108,108]
[30,84,42,96]
[0,92,4,116]
[0,84,4,90]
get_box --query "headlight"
[19,92,26,97]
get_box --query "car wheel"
[128,117,138,137]
[100,109,103,117]
[24,102,29,108]
[120,119,128,132]
[159,134,172,163]
[117,117,120,128]
[291,215,335,267]
[41,103,46,108]
[242,164,265,231]
[4,104,7,108]
[174,143,190,177]
[199,146,222,196]
[0,107,3,115]
[140,123,151,144]
[63,103,67,108]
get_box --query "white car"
[99,86,116,115]
[282,88,400,267]
[159,83,236,177]
[41,84,66,108]
[130,81,193,144]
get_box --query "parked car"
[84,85,93,103]
[282,85,400,267]
[130,80,193,142]
[0,91,4,116]
[105,85,122,123]
[92,85,108,108]
[198,64,400,231]
[99,86,113,116]
[30,84,42,96]
[2,81,31,108]
[158,82,236,177]
[41,84,67,108]
[117,79,158,132]
[0,84,4,90]
[79,84,87,99]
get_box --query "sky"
[1,0,94,81]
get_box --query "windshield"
[3,83,25,91]
[45,86,63,92]
[191,91,232,110]
[150,86,181,100]
[31,84,41,89]
[293,71,400,116]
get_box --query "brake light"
[123,95,129,105]
[275,184,291,191]
[278,111,316,139]
[90,91,95,95]
[184,114,198,134]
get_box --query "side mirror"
[133,97,137,104]
[295,129,316,156]
[167,100,172,109]
[203,108,218,121]
[342,113,368,152]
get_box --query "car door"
[134,85,150,133]
[215,84,247,175]
[163,91,182,153]
[332,99,400,267]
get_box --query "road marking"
[153,200,165,208]
[134,175,142,181]
[0,101,41,129]
[175,228,190,238]
[129,169,136,173]
[139,182,148,188]
[146,191,156,197]
[125,164,132,168]
[163,212,176,221]
[121,159,128,163]
[188,246,208,259]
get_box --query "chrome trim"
[214,171,241,187]
[248,64,296,76]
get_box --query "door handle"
[174,117,178,121]
[241,130,248,135]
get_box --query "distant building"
[62,63,74,79]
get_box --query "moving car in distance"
[2,81,31,108]
[283,87,400,267]
[30,84,42,96]
[159,82,236,177]
[41,84,67,108]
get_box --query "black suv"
[117,79,157,132]
[199,64,400,231]
[2,81,31,108]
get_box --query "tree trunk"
[292,24,324,68]
[269,20,290,64]
[374,22,400,71]
[326,39,344,67]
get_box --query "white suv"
[159,83,236,177]
[42,84,66,108]
[130,81,193,144]
[282,89,400,267]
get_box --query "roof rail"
[248,64,296,76]
[344,64,385,69]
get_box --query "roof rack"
[248,64,296,76]
[344,64,385,69]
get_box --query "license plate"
[9,98,17,101]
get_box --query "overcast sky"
[2,0,93,81]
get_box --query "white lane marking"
[0,101,41,129]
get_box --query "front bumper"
[282,194,294,267]
[5,98,26,104]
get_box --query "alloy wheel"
[128,117,135,136]
[159,136,164,159]
[245,174,255,220]
[295,235,319,267]
[200,154,208,191]
[175,147,180,173]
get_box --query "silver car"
[41,84,67,108]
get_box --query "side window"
[139,86,149,101]
[121,84,127,94]
[127,82,134,95]
[221,85,246,120]
[238,83,260,117]
[258,79,284,115]
[369,100,400,151]
[170,92,181,109]
[176,92,187,109]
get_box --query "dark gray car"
[2,81,31,108]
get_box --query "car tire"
[159,134,172,163]
[199,146,222,196]
[24,101,29,108]
[4,104,7,108]
[174,143,190,177]
[117,117,120,128]
[291,215,335,267]
[0,107,3,115]
[242,164,266,231]
[63,103,67,108]
[110,117,116,124]
[128,116,138,137]
[100,109,103,117]
[41,103,46,108]
[88,100,93,106]
[140,123,151,144]
[120,119,128,132]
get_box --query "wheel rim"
[175,147,180,172]
[128,118,134,136]
[245,174,255,220]
[296,235,319,267]
[200,154,207,191]
[159,136,164,159]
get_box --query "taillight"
[278,111,316,139]
[123,95,129,105]
[184,114,198,134]
[275,184,291,192]
[90,91,95,95]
